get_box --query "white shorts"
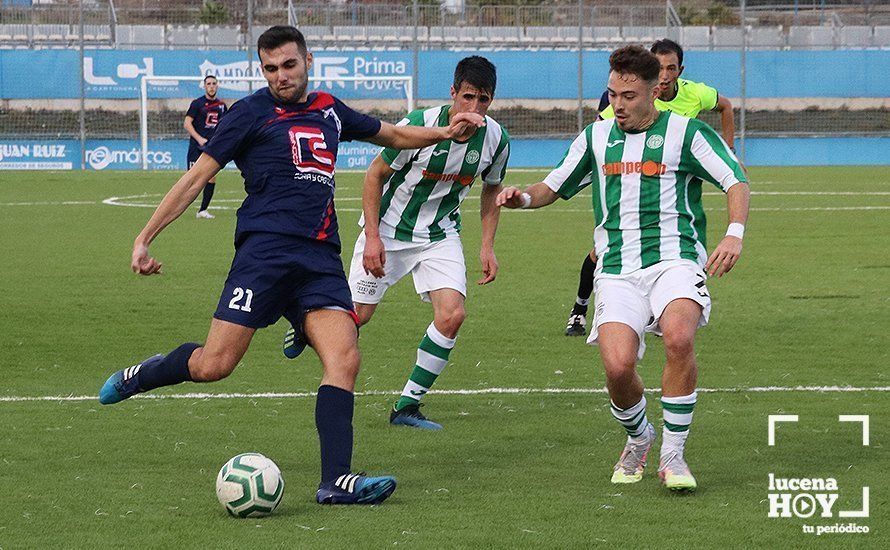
[348,232,467,304]
[587,259,712,361]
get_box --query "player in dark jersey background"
[98,26,484,506]
[184,75,227,219]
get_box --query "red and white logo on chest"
[288,125,335,176]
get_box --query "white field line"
[2,385,889,403]
[6,200,889,214]
[0,189,885,209]
[262,206,890,214]
[96,192,890,214]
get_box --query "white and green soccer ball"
[215,453,284,518]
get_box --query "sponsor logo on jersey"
[289,125,336,177]
[602,160,666,177]
[205,111,219,128]
[421,169,474,186]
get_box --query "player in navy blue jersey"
[97,25,485,506]
[184,75,227,219]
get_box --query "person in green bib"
[284,56,510,430]
[565,38,736,337]
[497,45,749,491]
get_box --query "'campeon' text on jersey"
[543,111,746,275]
[370,105,510,242]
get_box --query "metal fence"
[1,0,888,168]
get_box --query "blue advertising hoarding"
[0,140,78,170]
[1,48,888,100]
[0,139,383,171]
[0,50,412,99]
[2,137,887,170]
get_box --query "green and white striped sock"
[394,322,455,411]
[661,392,697,454]
[610,396,649,439]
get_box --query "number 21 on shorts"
[228,287,253,312]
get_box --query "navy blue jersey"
[202,89,382,249]
[186,96,228,144]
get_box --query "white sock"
[661,392,697,455]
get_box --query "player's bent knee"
[191,363,235,382]
[189,349,239,382]
[602,360,637,384]
[436,306,466,335]
[662,331,695,359]
[599,340,638,374]
[322,346,361,384]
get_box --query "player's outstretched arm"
[369,112,485,150]
[715,95,736,151]
[477,183,502,285]
[131,154,222,276]
[496,182,559,210]
[361,155,396,278]
[705,182,750,278]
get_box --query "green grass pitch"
[0,167,887,548]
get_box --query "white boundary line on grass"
[6,199,889,214]
[2,385,888,403]
[2,189,889,209]
[92,192,890,213]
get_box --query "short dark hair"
[203,75,218,83]
[651,38,684,66]
[609,45,660,85]
[453,56,497,96]
[257,25,307,59]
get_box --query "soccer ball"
[215,453,284,518]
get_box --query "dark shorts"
[187,144,202,167]
[213,232,355,330]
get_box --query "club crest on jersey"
[465,150,480,164]
[646,134,665,149]
[289,125,335,177]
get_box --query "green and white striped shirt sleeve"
[681,120,747,192]
[542,124,594,199]
[481,126,510,185]
[380,109,427,170]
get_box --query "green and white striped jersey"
[368,105,510,243]
[543,110,746,275]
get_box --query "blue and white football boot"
[316,473,397,505]
[389,403,443,430]
[98,354,163,405]
[282,326,306,359]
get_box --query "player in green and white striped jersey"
[354,56,509,430]
[498,46,750,492]
[566,38,738,338]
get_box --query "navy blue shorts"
[187,144,202,167]
[213,232,355,330]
